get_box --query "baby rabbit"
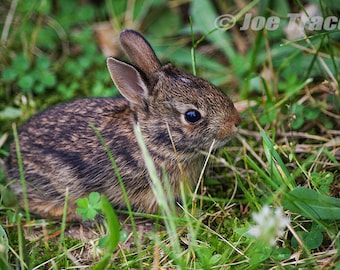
[7,29,241,220]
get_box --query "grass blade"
[12,123,30,223]
[134,124,185,269]
[283,187,340,220]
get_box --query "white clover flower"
[247,205,290,246]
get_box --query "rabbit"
[6,29,241,221]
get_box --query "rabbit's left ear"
[119,29,161,76]
[106,57,149,104]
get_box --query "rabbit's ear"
[107,57,148,104]
[119,29,161,75]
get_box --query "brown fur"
[6,30,241,220]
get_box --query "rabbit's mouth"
[213,138,232,150]
[197,136,234,156]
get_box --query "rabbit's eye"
[185,110,201,123]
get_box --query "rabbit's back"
[7,97,152,219]
[10,98,132,166]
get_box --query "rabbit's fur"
[7,30,241,220]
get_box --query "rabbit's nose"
[216,114,240,140]
[227,111,241,135]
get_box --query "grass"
[1,0,340,269]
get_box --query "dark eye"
[184,110,202,123]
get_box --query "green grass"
[1,0,340,269]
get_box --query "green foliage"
[271,247,292,261]
[0,225,10,270]
[0,107,22,121]
[27,236,81,268]
[310,171,334,194]
[0,0,114,121]
[195,246,222,269]
[291,224,324,250]
[76,192,102,221]
[2,54,56,94]
[247,245,272,266]
[289,102,322,129]
[283,187,340,220]
[77,192,121,269]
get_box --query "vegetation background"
[0,0,339,269]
